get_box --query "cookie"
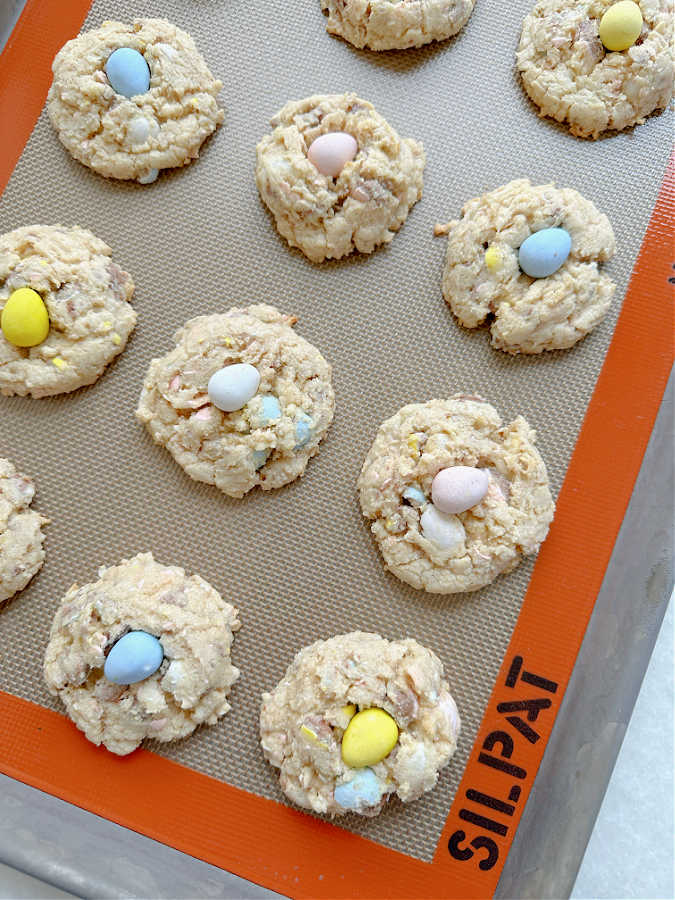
[256,93,425,263]
[358,396,555,594]
[260,632,460,816]
[48,18,224,182]
[320,0,475,51]
[43,552,240,755]
[517,0,674,138]
[438,179,616,354]
[0,225,136,397]
[136,305,335,499]
[0,459,49,603]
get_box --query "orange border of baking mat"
[1,2,674,897]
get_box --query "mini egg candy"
[402,486,426,507]
[599,1,643,51]
[485,244,504,273]
[104,631,164,685]
[104,48,151,97]
[259,395,282,424]
[252,448,270,470]
[307,132,358,178]
[518,227,572,279]
[341,708,399,768]
[431,466,489,515]
[294,417,313,449]
[420,505,466,551]
[1,288,50,348]
[334,768,385,811]
[128,116,150,144]
[208,363,261,412]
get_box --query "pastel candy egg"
[485,244,504,273]
[341,708,399,768]
[259,395,282,424]
[402,486,426,507]
[599,1,643,51]
[138,168,159,185]
[208,363,261,412]
[1,288,50,347]
[431,466,489,514]
[104,48,151,97]
[104,631,164,685]
[307,132,358,178]
[294,417,313,449]
[518,228,571,279]
[128,116,150,144]
[252,449,270,470]
[334,768,385,811]
[420,505,466,551]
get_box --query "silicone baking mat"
[0,0,672,897]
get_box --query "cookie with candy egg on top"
[436,179,616,355]
[358,395,555,594]
[43,552,240,756]
[319,0,476,51]
[136,304,335,498]
[255,93,425,263]
[517,0,673,139]
[0,225,135,397]
[260,632,461,816]
[47,18,224,183]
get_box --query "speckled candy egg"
[104,47,151,97]
[208,363,261,412]
[431,466,489,515]
[104,631,164,685]
[307,132,358,178]
[518,228,572,279]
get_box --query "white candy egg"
[431,466,489,515]
[208,363,260,412]
[420,505,466,551]
[307,132,358,178]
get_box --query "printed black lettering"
[447,830,474,862]
[466,789,515,816]
[478,752,527,779]
[506,715,540,744]
[496,698,551,721]
[505,656,523,687]
[471,836,499,871]
[508,785,521,802]
[459,809,508,837]
[520,669,558,694]
[482,730,514,758]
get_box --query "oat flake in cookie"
[47,18,224,182]
[256,93,425,263]
[438,179,616,355]
[517,0,674,139]
[260,632,460,816]
[43,552,240,756]
[0,225,135,397]
[320,0,476,51]
[358,396,555,594]
[136,305,335,499]
[0,459,49,603]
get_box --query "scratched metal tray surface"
[0,0,673,896]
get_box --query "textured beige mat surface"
[0,0,671,862]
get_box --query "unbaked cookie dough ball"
[0,459,49,603]
[43,552,240,755]
[437,179,616,354]
[48,18,224,182]
[136,305,335,499]
[0,225,136,397]
[358,396,555,594]
[517,0,674,138]
[256,93,425,263]
[260,632,460,816]
[320,0,476,51]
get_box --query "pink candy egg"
[431,466,489,515]
[307,132,358,178]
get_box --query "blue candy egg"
[334,768,384,811]
[294,417,313,449]
[104,48,151,98]
[252,448,270,470]
[518,227,572,279]
[402,486,426,507]
[104,631,164,685]
[259,395,281,424]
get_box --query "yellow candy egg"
[485,245,503,273]
[1,288,50,348]
[341,708,399,768]
[599,1,643,52]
